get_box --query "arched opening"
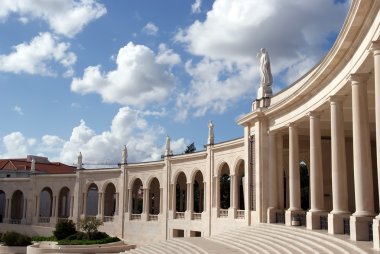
[58,187,70,218]
[220,164,231,209]
[193,171,204,213]
[176,172,187,212]
[0,191,5,223]
[39,187,53,218]
[11,190,23,223]
[86,183,99,216]
[132,179,143,214]
[149,178,160,215]
[236,161,245,210]
[104,183,116,217]
[300,161,310,211]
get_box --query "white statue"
[208,121,214,145]
[31,158,36,172]
[77,152,83,170]
[256,48,273,98]
[165,135,171,156]
[122,145,128,164]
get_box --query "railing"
[276,211,285,224]
[86,215,97,220]
[57,217,68,223]
[237,210,245,219]
[369,221,373,241]
[38,217,50,223]
[103,216,114,222]
[175,212,185,219]
[343,218,350,235]
[131,214,141,220]
[148,214,158,221]
[291,213,306,226]
[192,213,202,220]
[219,209,228,218]
[9,219,21,224]
[320,215,328,230]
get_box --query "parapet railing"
[131,214,141,221]
[148,214,158,221]
[175,212,185,219]
[192,213,202,220]
[103,216,114,222]
[219,209,228,218]
[38,217,50,223]
[237,210,245,219]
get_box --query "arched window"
[104,183,116,216]
[11,190,24,223]
[0,191,5,223]
[39,187,53,218]
[58,187,70,218]
[220,164,231,209]
[193,171,204,213]
[149,178,160,215]
[86,183,98,216]
[176,172,187,212]
[132,179,143,214]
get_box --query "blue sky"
[0,0,349,166]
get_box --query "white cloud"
[142,22,159,36]
[0,132,31,158]
[156,44,181,67]
[192,0,202,13]
[0,0,106,37]
[13,106,23,115]
[0,32,76,76]
[71,42,178,108]
[58,107,187,164]
[175,0,348,117]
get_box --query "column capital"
[369,41,380,55]
[348,73,369,84]
[328,95,345,103]
[307,111,322,118]
[267,130,277,137]
[287,122,298,128]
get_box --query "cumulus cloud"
[192,0,202,13]
[175,0,348,117]
[142,22,159,36]
[0,0,106,37]
[59,107,187,164]
[0,32,76,76]
[0,132,31,158]
[71,42,178,107]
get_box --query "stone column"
[128,189,132,215]
[160,188,163,215]
[115,192,119,216]
[141,188,148,220]
[285,123,302,226]
[36,195,40,221]
[4,198,10,222]
[21,198,27,224]
[267,132,278,223]
[349,73,375,241]
[328,96,350,234]
[216,176,220,214]
[97,192,102,218]
[370,41,380,249]
[306,111,326,229]
[229,175,236,219]
[186,183,193,220]
[82,193,87,216]
[277,135,284,210]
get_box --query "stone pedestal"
[373,218,380,249]
[267,207,277,223]
[328,213,350,234]
[285,210,305,227]
[350,215,374,241]
[228,208,236,219]
[306,211,328,230]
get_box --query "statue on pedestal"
[256,48,273,99]
[77,152,83,170]
[208,121,214,145]
[122,145,128,164]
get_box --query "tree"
[184,142,196,153]
[79,217,102,237]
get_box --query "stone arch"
[104,183,116,217]
[0,190,5,223]
[232,157,244,175]
[216,160,230,177]
[86,183,99,216]
[131,178,143,214]
[58,187,70,218]
[193,170,204,213]
[175,171,187,212]
[148,177,160,215]
[39,187,53,218]
[11,190,24,223]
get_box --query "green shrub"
[79,217,102,236]
[31,235,57,241]
[1,231,32,246]
[65,232,88,241]
[89,231,108,240]
[53,220,77,240]
[58,236,120,245]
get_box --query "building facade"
[1,0,380,249]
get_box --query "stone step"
[211,233,260,253]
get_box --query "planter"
[0,245,27,254]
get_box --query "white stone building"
[1,0,380,249]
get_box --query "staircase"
[123,223,376,253]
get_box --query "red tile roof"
[0,158,76,174]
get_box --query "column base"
[328,213,351,235]
[141,213,148,221]
[228,208,236,219]
[306,211,328,230]
[267,207,277,223]
[285,210,305,226]
[373,218,380,249]
[350,215,374,241]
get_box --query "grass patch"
[57,236,120,245]
[31,235,57,242]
